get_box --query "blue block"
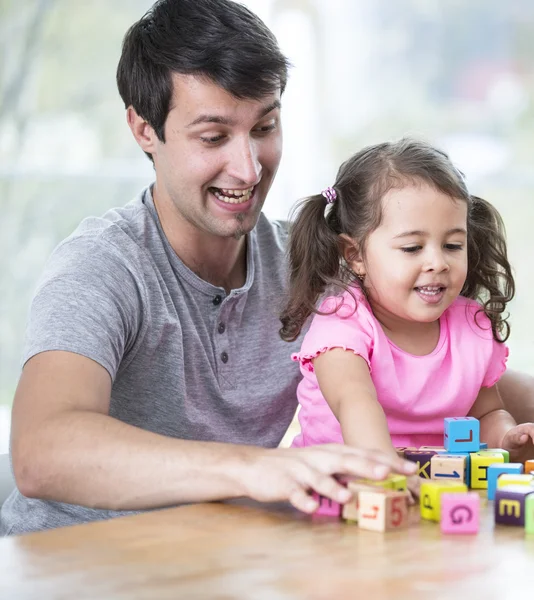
[487,463,524,500]
[444,417,480,453]
[480,442,488,449]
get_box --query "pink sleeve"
[482,338,509,388]
[292,293,373,373]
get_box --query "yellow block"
[497,473,534,489]
[359,474,407,491]
[420,480,467,522]
[470,452,504,489]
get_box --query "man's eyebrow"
[393,227,467,239]
[186,99,281,129]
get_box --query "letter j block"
[444,417,480,453]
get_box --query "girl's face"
[351,182,468,329]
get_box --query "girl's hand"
[500,423,534,463]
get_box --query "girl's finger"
[289,488,319,513]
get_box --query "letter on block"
[440,492,480,534]
[444,417,480,453]
[494,486,534,526]
[431,454,467,483]
[357,490,409,532]
[311,492,341,517]
[341,481,379,523]
[420,480,467,522]
[404,450,437,479]
[487,463,524,501]
[470,452,504,489]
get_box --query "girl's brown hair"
[279,138,514,343]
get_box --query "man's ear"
[126,106,158,155]
[339,234,365,277]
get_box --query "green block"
[525,494,534,534]
[480,448,509,463]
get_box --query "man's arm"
[11,350,416,514]
[498,369,534,425]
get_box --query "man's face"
[150,74,283,240]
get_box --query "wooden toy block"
[358,489,409,532]
[479,442,488,449]
[358,474,407,492]
[487,463,524,500]
[311,492,342,517]
[420,480,467,522]
[404,450,437,479]
[479,448,509,463]
[419,446,445,451]
[494,486,534,526]
[437,451,471,485]
[440,492,480,534]
[431,454,467,483]
[470,452,504,489]
[525,494,534,534]
[525,460,534,475]
[395,446,416,459]
[341,481,379,523]
[496,473,534,490]
[444,417,480,453]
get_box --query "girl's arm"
[313,348,396,458]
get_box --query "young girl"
[280,138,534,495]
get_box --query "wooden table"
[1,497,534,599]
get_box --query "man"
[0,0,417,536]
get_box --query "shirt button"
[212,295,222,306]
[220,351,228,364]
[218,322,226,334]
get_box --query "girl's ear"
[339,234,365,278]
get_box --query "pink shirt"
[291,288,508,449]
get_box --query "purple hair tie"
[321,186,337,204]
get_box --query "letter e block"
[494,486,534,526]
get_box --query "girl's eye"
[445,244,463,251]
[200,135,225,145]
[401,246,421,253]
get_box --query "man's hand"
[242,444,418,513]
[500,423,534,463]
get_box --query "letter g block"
[440,492,480,534]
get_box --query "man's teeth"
[213,186,254,204]
[417,286,442,296]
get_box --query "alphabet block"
[395,447,416,459]
[431,454,467,483]
[525,493,534,534]
[487,463,524,500]
[311,492,342,517]
[404,450,437,479]
[524,460,534,475]
[479,448,509,463]
[341,481,379,523]
[440,492,480,534]
[358,489,409,532]
[420,480,467,522]
[470,452,504,489]
[444,417,480,453]
[494,486,534,526]
[496,473,534,490]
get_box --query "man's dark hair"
[117,0,290,160]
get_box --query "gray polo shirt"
[0,186,301,535]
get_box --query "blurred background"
[1,0,534,452]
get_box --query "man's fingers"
[308,474,352,504]
[289,488,318,514]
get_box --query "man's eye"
[401,246,421,253]
[200,135,225,144]
[254,122,277,134]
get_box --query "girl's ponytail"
[279,194,342,342]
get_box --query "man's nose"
[226,137,261,184]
